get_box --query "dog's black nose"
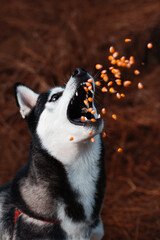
[72,68,87,77]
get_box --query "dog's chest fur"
[64,140,100,221]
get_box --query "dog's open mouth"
[67,80,101,126]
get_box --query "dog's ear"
[15,83,39,119]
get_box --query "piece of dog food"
[112,114,117,120]
[101,108,106,114]
[91,137,95,142]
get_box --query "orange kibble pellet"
[134,70,140,75]
[125,38,131,43]
[108,81,113,87]
[117,147,123,152]
[116,93,121,99]
[109,66,114,70]
[138,82,143,89]
[70,137,74,141]
[101,108,106,114]
[84,100,89,107]
[89,131,92,136]
[88,107,93,113]
[129,56,135,64]
[112,114,117,120]
[100,73,104,78]
[102,132,107,138]
[95,64,103,70]
[117,61,123,67]
[120,56,125,62]
[84,87,89,92]
[86,82,91,87]
[123,81,132,87]
[121,93,125,98]
[109,87,117,93]
[91,118,96,122]
[91,110,95,115]
[88,97,93,102]
[91,137,95,142]
[101,70,107,74]
[115,79,122,85]
[109,46,115,53]
[87,78,94,83]
[147,43,153,49]
[81,116,86,122]
[126,63,131,68]
[111,59,117,65]
[101,87,108,92]
[103,75,109,82]
[115,73,121,78]
[111,68,120,74]
[88,85,92,91]
[108,55,113,61]
[95,81,101,86]
[113,52,119,58]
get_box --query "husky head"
[15,68,104,164]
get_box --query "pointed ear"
[15,83,39,119]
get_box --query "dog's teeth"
[76,91,78,96]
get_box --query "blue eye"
[49,92,62,102]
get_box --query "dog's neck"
[16,134,102,220]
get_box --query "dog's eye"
[49,93,62,102]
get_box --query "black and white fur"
[0,68,106,240]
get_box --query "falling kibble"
[101,87,108,93]
[112,114,117,120]
[101,70,107,74]
[88,97,93,102]
[138,82,143,89]
[125,38,131,43]
[91,110,95,115]
[109,46,115,53]
[101,108,106,114]
[84,87,89,92]
[81,116,86,122]
[88,85,92,91]
[91,137,95,142]
[108,81,113,87]
[117,148,123,153]
[115,79,122,86]
[87,78,94,83]
[113,51,119,58]
[116,93,121,99]
[95,81,101,86]
[84,100,89,107]
[88,107,93,113]
[123,81,132,87]
[95,64,103,70]
[102,132,107,138]
[121,93,125,98]
[134,70,140,75]
[147,43,153,49]
[91,118,96,122]
[109,87,117,93]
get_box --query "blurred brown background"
[0,0,160,239]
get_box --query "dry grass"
[0,0,160,239]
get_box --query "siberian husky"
[0,68,106,240]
